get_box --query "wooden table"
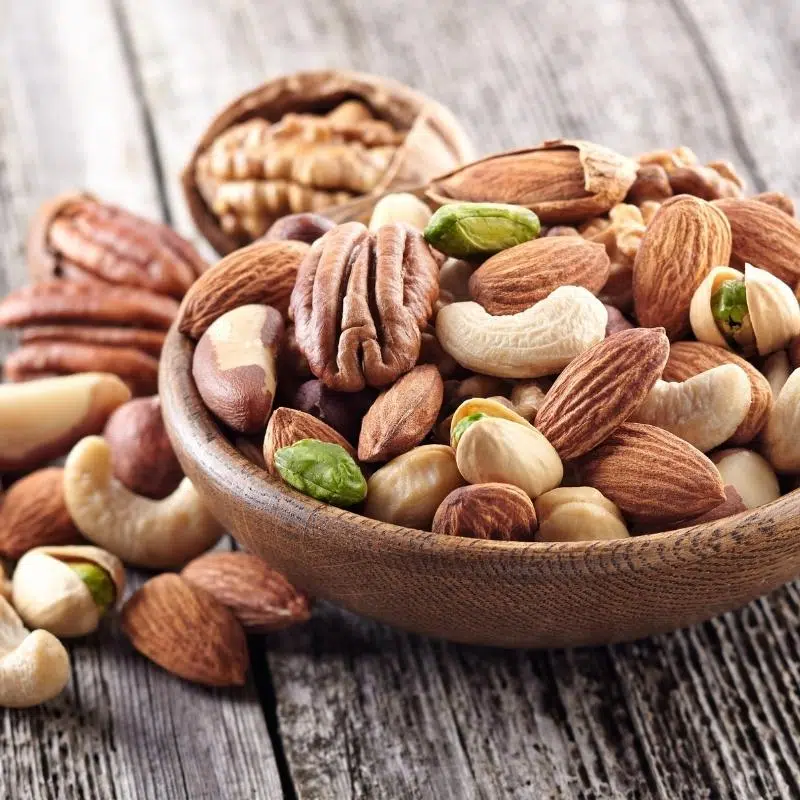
[3,1,800,797]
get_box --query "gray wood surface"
[3,0,800,798]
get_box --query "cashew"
[631,364,751,452]
[435,286,607,378]
[364,445,465,529]
[534,486,629,542]
[455,416,563,499]
[762,367,800,473]
[0,595,70,707]
[368,193,432,232]
[0,372,131,472]
[763,350,792,398]
[63,437,224,568]
[711,449,780,509]
[690,266,743,350]
[12,545,125,638]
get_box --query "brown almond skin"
[432,483,537,541]
[752,192,795,217]
[178,240,309,339]
[0,468,82,560]
[358,365,443,462]
[121,574,248,687]
[468,237,610,315]
[714,198,800,288]
[181,552,311,633]
[633,485,747,534]
[104,396,184,500]
[625,164,673,206]
[193,305,284,434]
[263,408,356,475]
[577,422,726,523]
[663,341,772,445]
[633,194,732,340]
[535,328,670,460]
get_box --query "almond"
[663,341,771,445]
[714,198,800,288]
[181,552,311,633]
[177,239,309,339]
[576,422,726,523]
[0,469,82,560]
[534,328,670,460]
[263,407,355,476]
[752,192,795,217]
[426,139,637,224]
[633,194,731,340]
[432,483,537,540]
[468,237,610,315]
[357,365,443,462]
[121,574,248,687]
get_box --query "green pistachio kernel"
[710,279,753,349]
[423,202,540,258]
[69,562,115,614]
[451,412,488,449]
[274,439,367,507]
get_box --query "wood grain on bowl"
[161,326,800,648]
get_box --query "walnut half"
[290,222,439,392]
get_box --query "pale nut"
[689,265,744,350]
[0,372,131,473]
[762,367,800,473]
[193,304,284,433]
[534,486,629,542]
[449,396,533,446]
[455,416,563,499]
[631,365,751,453]
[432,483,537,540]
[745,263,800,356]
[438,258,476,306]
[12,545,124,638]
[363,445,465,530]
[763,350,792,398]
[0,595,70,708]
[63,436,224,568]
[368,193,432,232]
[711,449,780,509]
[509,380,550,422]
[435,286,607,379]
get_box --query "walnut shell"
[182,70,474,255]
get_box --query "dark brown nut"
[0,280,179,330]
[177,240,309,339]
[625,164,673,206]
[182,69,474,254]
[432,483,537,540]
[790,335,800,368]
[103,397,184,500]
[668,163,744,201]
[604,304,635,336]
[263,407,356,476]
[181,552,311,633]
[235,436,267,469]
[427,139,637,224]
[21,325,165,357]
[4,342,159,397]
[357,365,444,462]
[753,192,795,217]
[0,469,83,560]
[27,192,207,297]
[290,222,439,391]
[193,305,283,434]
[262,213,335,245]
[293,379,376,444]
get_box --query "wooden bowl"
[160,327,800,648]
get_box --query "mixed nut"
[2,68,800,708]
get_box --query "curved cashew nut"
[762,367,800,473]
[0,596,70,708]
[711,449,780,509]
[631,364,751,452]
[63,437,224,568]
[435,286,607,378]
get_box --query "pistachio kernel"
[710,279,755,353]
[68,562,116,613]
[274,439,367,507]
[424,202,540,259]
[450,412,488,449]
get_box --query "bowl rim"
[161,325,798,561]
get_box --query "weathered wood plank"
[0,2,281,797]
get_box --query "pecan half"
[21,326,166,357]
[290,222,439,391]
[4,343,159,396]
[28,192,207,297]
[0,281,179,330]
